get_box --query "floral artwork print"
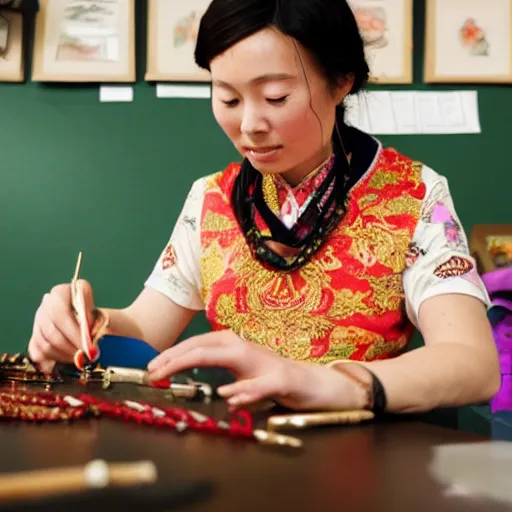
[460,18,490,56]
[173,11,201,48]
[353,7,388,49]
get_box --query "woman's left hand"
[147,330,365,411]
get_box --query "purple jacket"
[482,266,512,413]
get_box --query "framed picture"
[470,225,512,274]
[146,0,212,82]
[32,0,135,83]
[0,10,24,82]
[348,0,413,84]
[425,0,512,83]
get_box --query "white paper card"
[99,86,133,103]
[429,441,512,503]
[156,84,211,99]
[346,90,481,135]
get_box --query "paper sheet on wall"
[156,84,211,99]
[99,86,133,103]
[345,91,481,135]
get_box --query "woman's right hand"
[28,280,96,369]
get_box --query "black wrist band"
[368,371,387,415]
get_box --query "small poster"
[145,0,212,82]
[0,10,23,82]
[425,0,512,83]
[32,0,135,83]
[348,0,413,84]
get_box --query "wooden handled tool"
[0,459,157,503]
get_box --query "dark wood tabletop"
[0,381,509,512]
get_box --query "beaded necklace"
[232,138,356,271]
[0,388,301,447]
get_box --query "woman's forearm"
[99,307,145,342]
[363,343,501,413]
[97,289,198,353]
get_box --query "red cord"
[77,394,255,439]
[148,379,172,389]
[0,389,255,439]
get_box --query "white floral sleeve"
[402,165,490,327]
[144,178,206,311]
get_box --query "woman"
[28,0,500,415]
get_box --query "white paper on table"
[429,441,512,503]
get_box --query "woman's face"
[210,27,350,185]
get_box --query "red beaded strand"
[77,394,255,439]
[0,391,90,422]
[0,389,255,440]
[0,391,70,408]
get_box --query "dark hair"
[195,1,370,271]
[195,0,369,97]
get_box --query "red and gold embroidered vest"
[199,148,426,364]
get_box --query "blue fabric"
[97,335,159,369]
[488,305,509,327]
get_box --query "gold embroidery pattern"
[317,246,343,272]
[261,174,280,215]
[200,240,228,302]
[358,193,379,209]
[344,217,410,273]
[327,289,373,319]
[224,253,334,360]
[330,325,384,346]
[202,239,408,363]
[204,169,235,205]
[204,171,223,192]
[327,327,410,361]
[364,335,409,360]
[214,288,332,361]
[367,170,400,189]
[386,195,424,217]
[364,194,423,220]
[326,331,359,360]
[202,211,237,232]
[365,275,405,315]
[200,151,424,364]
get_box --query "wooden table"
[0,382,509,511]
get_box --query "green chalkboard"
[0,0,509,356]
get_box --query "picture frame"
[348,0,413,84]
[425,0,512,83]
[32,0,135,83]
[470,224,512,274]
[145,0,212,82]
[0,10,24,82]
